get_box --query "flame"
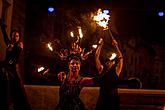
[78,26,83,38]
[92,45,98,49]
[93,9,110,30]
[109,53,117,60]
[70,31,74,37]
[47,42,53,51]
[38,66,44,72]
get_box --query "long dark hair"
[10,29,21,41]
[67,54,82,64]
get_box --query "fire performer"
[94,37,123,110]
[55,43,101,110]
[0,18,31,110]
[55,54,93,110]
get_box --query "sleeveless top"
[95,65,120,110]
[98,65,119,95]
[55,75,86,110]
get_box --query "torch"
[77,26,83,46]
[47,42,53,51]
[47,42,61,58]
[93,9,119,50]
[37,66,49,76]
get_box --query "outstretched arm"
[95,38,104,74]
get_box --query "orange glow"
[78,26,83,38]
[70,31,74,37]
[109,53,117,60]
[92,45,98,49]
[93,9,110,30]
[38,67,44,72]
[47,42,53,51]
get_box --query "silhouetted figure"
[0,19,31,110]
[94,38,123,110]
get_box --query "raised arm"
[112,39,123,76]
[0,18,10,45]
[95,38,104,74]
[80,38,105,86]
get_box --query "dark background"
[21,0,165,88]
[26,0,165,44]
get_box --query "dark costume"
[0,23,31,110]
[95,65,120,110]
[55,75,86,110]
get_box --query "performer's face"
[69,59,81,73]
[12,32,19,42]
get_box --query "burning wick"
[93,8,110,30]
[47,42,53,51]
[84,45,97,56]
[75,26,83,44]
[38,67,44,72]
[109,53,117,60]
[37,66,49,75]
[70,31,74,37]
[92,45,98,49]
[78,26,83,39]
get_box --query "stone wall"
[24,85,165,110]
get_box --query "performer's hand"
[98,38,104,45]
[8,44,14,51]
[112,39,118,46]
[18,42,23,49]
[59,51,65,60]
[58,72,66,82]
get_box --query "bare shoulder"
[18,42,23,49]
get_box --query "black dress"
[55,75,86,110]
[95,65,120,110]
[0,24,31,110]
